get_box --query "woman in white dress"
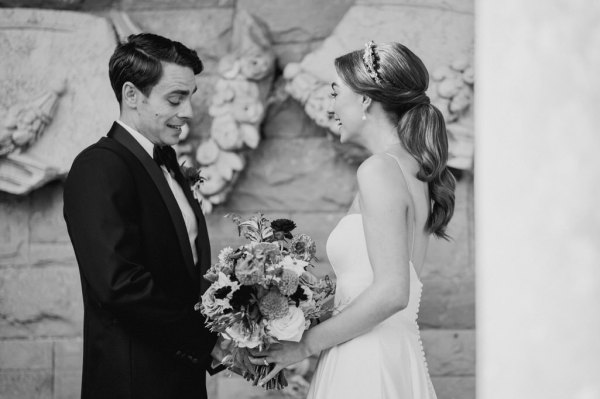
[250,41,456,399]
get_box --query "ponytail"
[398,103,456,239]
[333,41,456,238]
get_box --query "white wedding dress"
[307,154,437,399]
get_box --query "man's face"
[136,62,197,146]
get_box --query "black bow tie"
[153,145,179,175]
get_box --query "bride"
[250,41,456,398]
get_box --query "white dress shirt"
[116,120,199,265]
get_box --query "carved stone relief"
[283,2,475,170]
[186,12,276,213]
[0,9,118,195]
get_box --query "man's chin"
[161,133,181,146]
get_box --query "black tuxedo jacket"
[64,123,218,399]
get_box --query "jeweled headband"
[362,40,383,84]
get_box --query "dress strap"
[385,152,417,262]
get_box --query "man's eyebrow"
[168,86,197,95]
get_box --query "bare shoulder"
[357,153,411,214]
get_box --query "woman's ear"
[122,82,138,109]
[361,95,372,114]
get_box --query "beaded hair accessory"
[362,40,383,84]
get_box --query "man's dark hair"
[108,33,203,104]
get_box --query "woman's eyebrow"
[331,82,338,91]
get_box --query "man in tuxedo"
[64,33,222,399]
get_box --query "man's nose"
[178,98,193,120]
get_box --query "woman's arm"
[251,154,413,383]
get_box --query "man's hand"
[232,347,257,379]
[210,336,231,365]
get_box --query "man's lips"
[167,123,184,131]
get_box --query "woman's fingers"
[248,356,270,366]
[259,364,284,386]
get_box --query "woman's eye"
[329,92,337,99]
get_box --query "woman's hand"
[248,341,312,385]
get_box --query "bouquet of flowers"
[196,213,335,390]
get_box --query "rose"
[280,256,308,277]
[266,306,306,342]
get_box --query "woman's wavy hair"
[334,42,456,239]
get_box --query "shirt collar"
[116,120,154,158]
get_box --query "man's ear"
[122,82,138,109]
[361,95,372,114]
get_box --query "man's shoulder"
[72,135,132,167]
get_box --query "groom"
[64,33,222,399]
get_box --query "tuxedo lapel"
[172,167,212,292]
[107,123,199,285]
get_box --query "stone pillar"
[478,1,600,398]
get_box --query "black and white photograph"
[0,1,598,399]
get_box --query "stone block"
[237,0,355,43]
[54,339,83,371]
[300,4,474,84]
[128,9,234,74]
[0,370,52,399]
[421,329,475,376]
[0,340,53,370]
[356,0,474,14]
[273,41,323,67]
[0,267,83,337]
[263,95,326,139]
[53,339,84,399]
[0,0,117,10]
[423,178,474,281]
[29,243,76,268]
[53,370,82,399]
[121,0,234,10]
[0,192,30,266]
[419,278,475,329]
[431,376,476,399]
[225,138,357,212]
[29,182,70,244]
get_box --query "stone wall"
[0,1,474,398]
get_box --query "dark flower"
[214,286,232,300]
[271,219,297,240]
[230,285,253,310]
[289,285,308,307]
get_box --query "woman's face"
[330,76,364,144]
